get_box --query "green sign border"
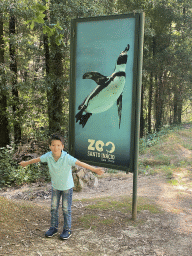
[69,13,144,173]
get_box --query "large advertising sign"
[69,13,144,172]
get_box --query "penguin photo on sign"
[75,44,130,128]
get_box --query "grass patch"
[78,214,115,229]
[79,214,98,229]
[84,196,160,214]
[137,198,160,214]
[139,124,192,168]
[0,196,24,228]
[86,197,132,213]
[159,165,192,187]
[101,218,115,225]
[0,196,49,243]
[161,166,174,179]
[106,169,119,174]
[76,195,161,230]
[138,164,160,176]
[168,179,179,186]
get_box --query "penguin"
[75,44,130,128]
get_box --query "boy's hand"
[75,160,105,175]
[19,161,28,167]
[19,158,40,167]
[94,168,105,175]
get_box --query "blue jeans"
[51,187,73,230]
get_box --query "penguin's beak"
[124,44,130,52]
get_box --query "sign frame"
[69,13,144,173]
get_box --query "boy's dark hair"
[49,134,65,145]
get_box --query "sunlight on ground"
[155,179,192,234]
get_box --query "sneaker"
[60,229,72,240]
[45,227,58,238]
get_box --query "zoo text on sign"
[87,139,116,163]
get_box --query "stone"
[72,167,99,191]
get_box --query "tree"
[117,0,192,135]
[9,11,21,144]
[47,0,64,133]
[0,0,191,146]
[0,11,10,147]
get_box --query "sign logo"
[88,139,116,163]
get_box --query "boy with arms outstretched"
[19,134,104,240]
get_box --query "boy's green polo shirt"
[40,151,77,190]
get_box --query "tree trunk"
[177,84,183,124]
[43,34,53,133]
[148,72,153,134]
[173,85,178,124]
[9,14,21,144]
[0,13,10,147]
[140,84,145,137]
[155,75,164,131]
[43,7,51,133]
[43,0,64,134]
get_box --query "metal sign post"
[130,12,145,220]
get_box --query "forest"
[0,0,191,147]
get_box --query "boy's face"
[49,140,64,157]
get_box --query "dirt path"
[0,171,192,256]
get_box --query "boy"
[19,134,104,240]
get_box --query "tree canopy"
[0,0,191,147]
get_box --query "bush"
[0,146,17,186]
[0,146,50,187]
[10,163,50,186]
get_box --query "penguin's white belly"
[85,76,125,114]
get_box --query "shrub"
[0,146,17,186]
[0,146,50,187]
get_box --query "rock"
[73,172,83,192]
[77,169,85,179]
[72,167,99,192]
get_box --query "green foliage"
[10,163,50,186]
[106,169,119,174]
[0,146,17,186]
[26,1,64,46]
[139,123,192,193]
[26,3,47,29]
[168,179,179,186]
[0,0,192,151]
[162,166,173,179]
[117,0,192,133]
[139,125,173,153]
[139,123,192,154]
[0,146,50,187]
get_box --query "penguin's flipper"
[77,97,88,110]
[75,108,84,123]
[75,109,92,128]
[79,113,92,128]
[117,94,123,128]
[83,72,109,85]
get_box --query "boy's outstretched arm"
[75,160,104,175]
[19,158,41,167]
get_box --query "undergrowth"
[139,124,187,154]
[0,146,50,188]
[0,123,191,188]
[139,123,192,177]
